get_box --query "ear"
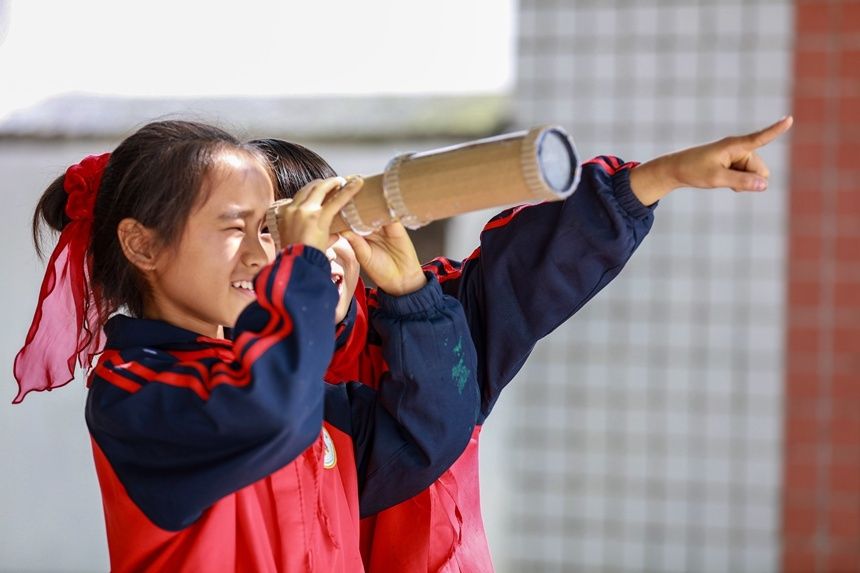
[117,218,160,273]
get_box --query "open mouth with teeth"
[231,280,255,297]
[331,274,343,291]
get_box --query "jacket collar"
[103,315,233,351]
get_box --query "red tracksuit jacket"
[85,244,479,572]
[326,158,656,572]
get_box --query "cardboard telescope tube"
[267,125,580,248]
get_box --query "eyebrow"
[217,208,256,221]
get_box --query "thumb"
[379,221,409,237]
[717,168,768,192]
[341,231,372,264]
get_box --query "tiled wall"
[782,1,860,571]
[473,1,795,571]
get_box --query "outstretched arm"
[629,115,794,204]
[425,116,794,423]
[424,158,653,422]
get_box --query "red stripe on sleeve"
[213,252,299,392]
[121,359,212,401]
[483,205,529,232]
[426,247,482,285]
[233,264,278,361]
[237,254,296,367]
[95,365,142,394]
[583,156,618,175]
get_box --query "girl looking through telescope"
[251,114,793,573]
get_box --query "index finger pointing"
[741,115,794,150]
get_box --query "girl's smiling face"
[327,235,360,324]
[140,149,360,337]
[144,150,276,337]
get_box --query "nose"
[241,233,271,269]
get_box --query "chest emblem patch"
[322,427,337,469]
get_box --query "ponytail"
[14,153,111,403]
[32,175,70,258]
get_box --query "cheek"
[342,257,360,292]
[262,241,277,263]
[164,231,228,278]
[209,232,244,259]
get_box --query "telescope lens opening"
[537,129,577,193]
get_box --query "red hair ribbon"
[13,153,111,403]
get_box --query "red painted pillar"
[783,1,860,571]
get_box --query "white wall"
[1,141,116,572]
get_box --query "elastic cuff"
[612,167,656,220]
[375,273,445,316]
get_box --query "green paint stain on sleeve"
[451,336,470,394]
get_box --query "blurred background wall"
[782,1,860,570]
[496,1,792,571]
[1,1,857,572]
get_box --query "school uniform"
[86,244,479,572]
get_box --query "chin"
[335,292,353,323]
[230,302,254,326]
[335,306,349,325]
